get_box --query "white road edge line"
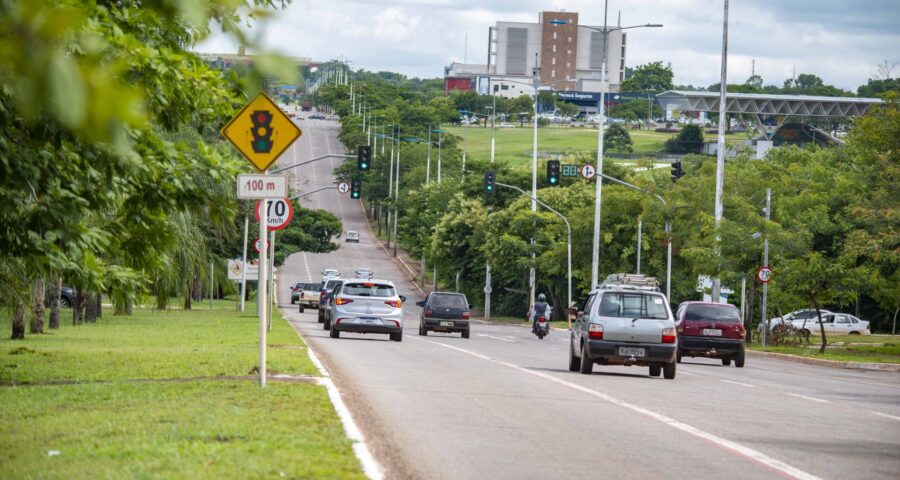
[870,411,900,422]
[786,393,831,404]
[410,337,823,480]
[297,323,384,480]
[721,379,756,388]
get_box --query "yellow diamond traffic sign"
[221,92,302,172]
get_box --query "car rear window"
[325,280,342,290]
[684,304,740,323]
[430,294,468,308]
[342,283,396,297]
[308,283,323,290]
[598,292,668,319]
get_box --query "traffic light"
[671,160,685,183]
[250,110,274,153]
[351,179,361,199]
[483,171,495,194]
[547,160,560,186]
[357,145,371,171]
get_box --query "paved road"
[276,117,900,480]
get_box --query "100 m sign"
[236,173,287,199]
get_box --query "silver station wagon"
[329,279,405,342]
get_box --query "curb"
[747,349,900,372]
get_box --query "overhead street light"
[550,2,662,290]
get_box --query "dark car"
[675,301,746,367]
[45,287,74,308]
[417,292,471,338]
[290,283,303,305]
[320,279,345,328]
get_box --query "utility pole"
[711,0,730,302]
[426,124,432,183]
[636,217,642,274]
[761,188,771,347]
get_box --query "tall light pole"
[711,0,730,302]
[550,7,662,290]
[426,123,432,183]
[434,127,446,184]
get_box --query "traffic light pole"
[270,154,354,174]
[288,185,338,200]
[496,182,572,325]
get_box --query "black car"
[45,287,74,308]
[417,292,471,338]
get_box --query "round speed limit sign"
[757,266,773,283]
[255,198,294,231]
[253,238,270,253]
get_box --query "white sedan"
[791,313,870,335]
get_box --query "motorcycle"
[533,316,549,340]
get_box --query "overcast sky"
[196,0,900,91]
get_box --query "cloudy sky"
[196,0,900,91]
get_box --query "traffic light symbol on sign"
[484,171,496,194]
[250,110,274,154]
[671,160,685,183]
[547,160,560,186]
[357,145,371,171]
[351,179,361,199]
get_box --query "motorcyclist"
[528,293,552,333]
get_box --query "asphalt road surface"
[276,116,900,480]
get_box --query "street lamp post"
[550,9,663,289]
[711,0,730,302]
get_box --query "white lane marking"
[410,337,823,480]
[477,334,515,343]
[721,379,756,388]
[302,252,312,282]
[302,323,384,480]
[679,371,698,376]
[870,411,900,422]
[786,393,831,404]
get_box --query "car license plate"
[619,347,646,357]
[440,321,454,327]
[357,317,379,324]
[703,329,722,336]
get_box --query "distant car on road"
[675,301,746,367]
[308,114,326,120]
[293,282,323,312]
[791,313,870,336]
[318,278,344,324]
[329,279,406,342]
[355,267,374,279]
[569,274,677,379]
[499,122,515,128]
[762,308,834,333]
[346,231,360,243]
[417,292,471,338]
[321,268,341,284]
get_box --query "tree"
[664,125,704,153]
[555,100,579,118]
[857,78,900,98]
[608,98,660,121]
[273,207,342,266]
[620,61,674,92]
[604,124,633,152]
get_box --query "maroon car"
[675,301,746,367]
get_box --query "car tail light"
[736,324,745,335]
[662,327,677,344]
[335,297,353,305]
[676,323,683,334]
[588,323,603,339]
[424,310,433,317]
[462,312,470,320]
[320,291,326,302]
[386,320,400,327]
[384,300,402,308]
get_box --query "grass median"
[749,334,900,364]
[0,300,365,479]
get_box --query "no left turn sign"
[757,266,773,283]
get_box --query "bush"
[664,124,704,153]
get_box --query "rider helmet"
[537,293,546,302]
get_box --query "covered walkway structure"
[655,90,883,141]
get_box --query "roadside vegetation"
[0,301,365,478]
[749,334,900,364]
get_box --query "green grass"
[749,334,900,364]
[445,126,748,167]
[0,300,365,479]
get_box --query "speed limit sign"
[253,238,270,253]
[255,198,294,231]
[757,266,773,283]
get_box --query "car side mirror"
[400,295,407,302]
[415,301,425,307]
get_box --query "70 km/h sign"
[255,198,294,231]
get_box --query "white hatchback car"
[329,279,405,342]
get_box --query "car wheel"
[390,332,402,342]
[330,328,339,339]
[663,361,677,379]
[461,328,470,339]
[299,307,304,313]
[317,310,324,323]
[291,299,296,305]
[722,358,732,366]
[418,323,427,336]
[323,318,331,331]
[579,342,593,374]
[849,331,860,335]
[568,342,580,372]
[60,296,72,308]
[734,348,745,368]
[676,351,682,363]
[649,365,662,377]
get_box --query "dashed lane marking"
[786,393,831,404]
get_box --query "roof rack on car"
[599,273,660,291]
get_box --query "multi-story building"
[444,11,627,98]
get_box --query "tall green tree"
[621,61,674,92]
